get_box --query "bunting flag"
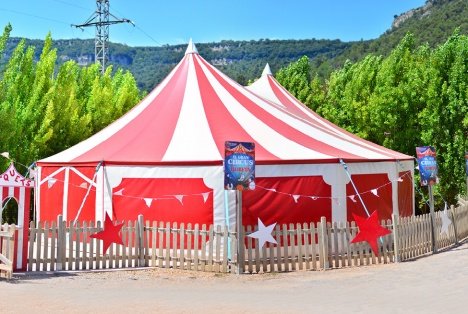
[371,189,379,197]
[201,192,210,203]
[292,195,300,203]
[47,178,57,188]
[310,196,318,200]
[79,182,88,189]
[348,195,357,203]
[144,198,153,208]
[174,195,184,205]
[114,188,125,196]
[1,152,10,159]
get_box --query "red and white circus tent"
[36,40,414,229]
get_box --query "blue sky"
[0,0,426,47]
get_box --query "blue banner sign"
[465,151,468,177]
[416,146,438,186]
[224,141,255,191]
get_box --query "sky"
[0,0,427,47]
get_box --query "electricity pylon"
[73,0,133,73]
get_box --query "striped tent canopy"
[36,40,414,228]
[40,43,410,167]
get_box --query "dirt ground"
[2,242,468,314]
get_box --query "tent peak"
[185,38,199,55]
[262,63,273,76]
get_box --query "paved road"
[2,242,468,313]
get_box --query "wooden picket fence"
[394,202,468,261]
[26,199,468,274]
[237,218,394,274]
[0,224,16,280]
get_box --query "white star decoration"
[247,218,278,248]
[440,209,452,236]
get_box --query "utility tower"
[73,0,133,73]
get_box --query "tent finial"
[262,63,273,76]
[185,38,199,55]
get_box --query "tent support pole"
[236,190,243,274]
[340,159,371,217]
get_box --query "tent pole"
[236,190,243,274]
[340,159,371,217]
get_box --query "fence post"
[392,214,400,263]
[319,217,329,269]
[56,215,64,271]
[137,215,145,267]
[450,205,459,245]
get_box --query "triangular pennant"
[371,189,379,197]
[1,152,10,159]
[348,195,357,203]
[48,178,57,188]
[114,188,124,196]
[292,195,300,203]
[266,188,277,192]
[201,192,210,203]
[174,195,184,205]
[310,196,318,201]
[144,198,153,208]
[79,182,88,189]
[397,177,404,182]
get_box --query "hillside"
[322,0,467,71]
[1,0,466,91]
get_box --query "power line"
[49,0,90,11]
[108,4,161,46]
[0,7,70,25]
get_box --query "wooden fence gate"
[0,224,16,280]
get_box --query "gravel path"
[2,242,468,313]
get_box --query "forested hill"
[2,0,466,91]
[320,0,468,72]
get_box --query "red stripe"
[198,57,365,160]
[73,58,190,163]
[267,76,410,159]
[192,55,279,161]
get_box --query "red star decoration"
[90,214,124,253]
[351,211,391,256]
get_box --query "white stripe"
[271,80,406,158]
[40,60,184,163]
[248,76,403,159]
[241,83,391,159]
[247,78,286,109]
[62,167,69,221]
[163,56,221,161]
[199,60,331,160]
[70,167,98,187]
[39,167,65,185]
[36,167,41,222]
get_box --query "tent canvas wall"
[36,41,414,230]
